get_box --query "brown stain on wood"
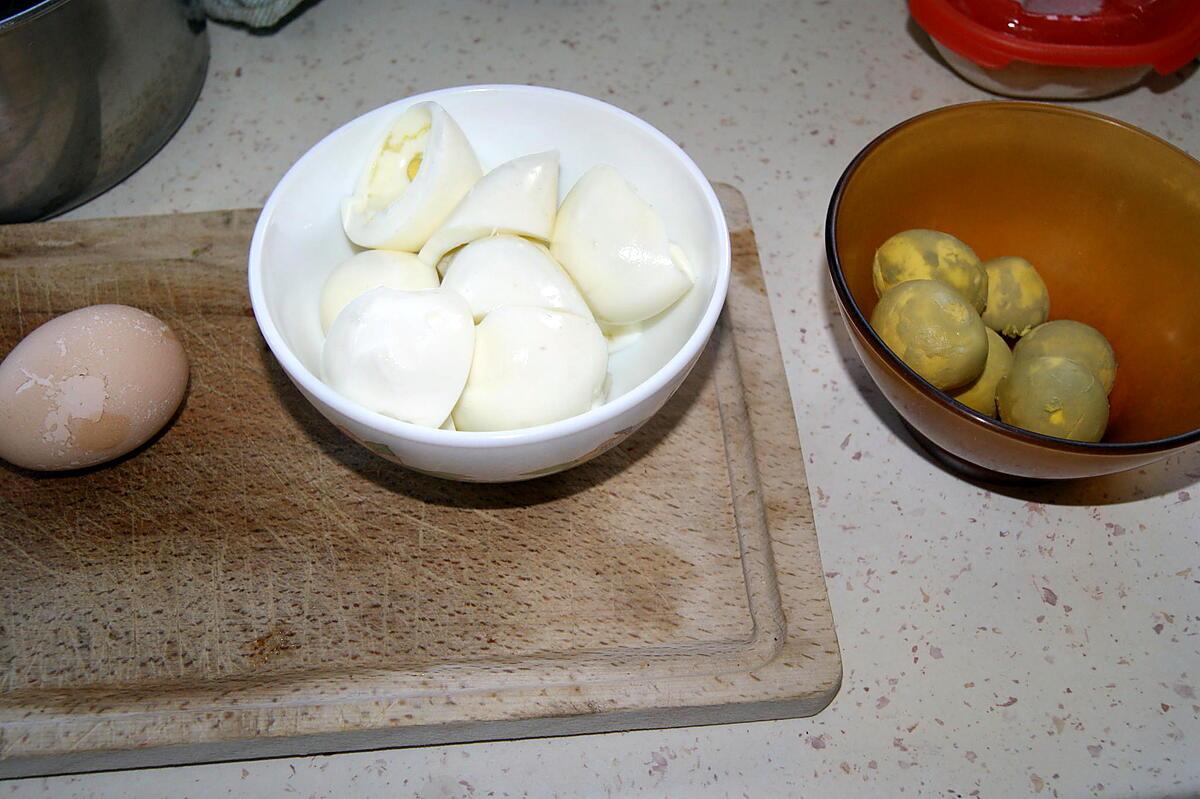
[0,185,840,776]
[245,624,300,667]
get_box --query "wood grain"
[0,185,840,777]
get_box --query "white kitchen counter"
[15,0,1200,795]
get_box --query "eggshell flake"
[0,305,189,471]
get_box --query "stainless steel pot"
[0,0,208,222]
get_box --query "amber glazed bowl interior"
[827,102,1200,481]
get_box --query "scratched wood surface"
[0,184,840,777]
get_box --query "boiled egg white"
[439,234,593,323]
[452,306,608,432]
[319,249,439,333]
[341,102,482,251]
[322,287,474,428]
[550,165,692,325]
[418,151,559,267]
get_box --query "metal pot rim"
[0,0,74,34]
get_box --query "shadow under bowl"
[826,101,1200,481]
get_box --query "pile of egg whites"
[322,102,695,432]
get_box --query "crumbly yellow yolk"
[872,229,988,313]
[950,327,1013,417]
[870,279,989,390]
[941,297,970,326]
[364,118,431,212]
[997,355,1109,442]
[981,256,1050,338]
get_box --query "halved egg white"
[452,306,608,432]
[596,244,695,354]
[439,234,593,323]
[322,287,474,428]
[341,102,482,251]
[418,151,559,267]
[319,249,439,333]
[550,165,693,325]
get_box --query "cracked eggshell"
[0,305,189,471]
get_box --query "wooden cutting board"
[0,184,840,778]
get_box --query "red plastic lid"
[909,0,1200,73]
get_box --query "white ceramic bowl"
[249,85,730,482]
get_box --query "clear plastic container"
[910,0,1200,99]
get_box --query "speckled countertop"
[13,0,1200,796]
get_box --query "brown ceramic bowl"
[826,102,1200,481]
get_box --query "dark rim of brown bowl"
[0,0,71,33]
[825,100,1200,456]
